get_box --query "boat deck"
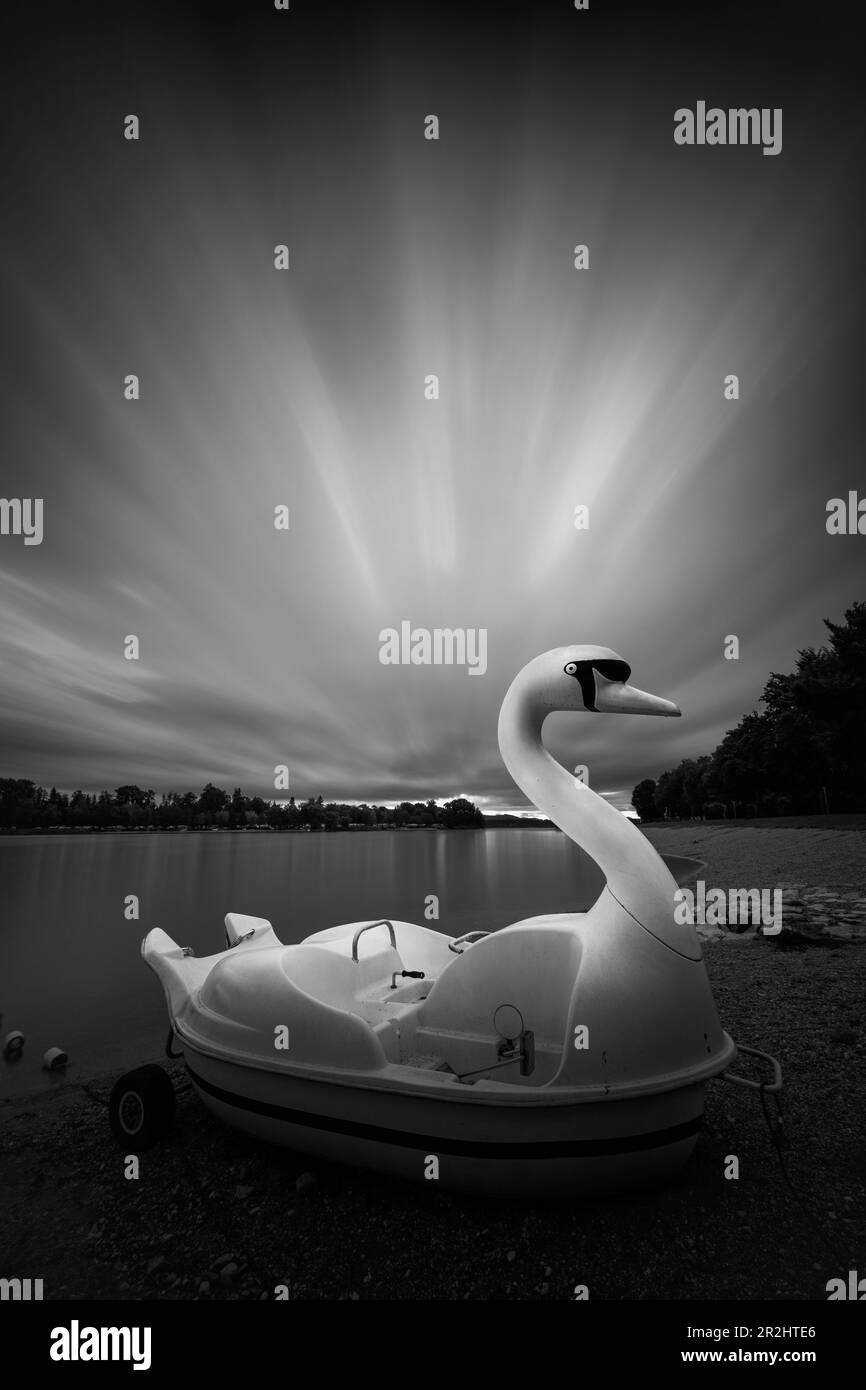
[402,1051,453,1072]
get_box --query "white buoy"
[43,1047,68,1071]
[3,1030,25,1060]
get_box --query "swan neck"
[497,676,676,912]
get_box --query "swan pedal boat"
[140,644,781,1197]
[146,907,735,1198]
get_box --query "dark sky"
[1,1,863,813]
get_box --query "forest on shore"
[0,784,550,833]
[633,602,865,821]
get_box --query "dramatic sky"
[1,1,862,814]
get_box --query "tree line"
[0,784,493,832]
[632,601,866,821]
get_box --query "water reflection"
[1,829,687,1096]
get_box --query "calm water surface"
[0,830,695,1096]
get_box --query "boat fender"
[3,1030,25,1060]
[43,1047,69,1072]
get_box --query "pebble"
[4,876,864,1306]
[213,1252,236,1269]
[220,1262,240,1285]
[146,1256,165,1274]
[776,886,866,940]
[295,1171,317,1195]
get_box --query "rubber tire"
[109,1064,176,1149]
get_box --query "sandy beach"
[2,823,864,1302]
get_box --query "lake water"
[0,830,698,1097]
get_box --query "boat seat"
[196,928,446,1072]
[413,921,583,1080]
[283,943,407,1017]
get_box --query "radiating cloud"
[1,6,861,815]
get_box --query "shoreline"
[2,930,863,1301]
[1,824,554,836]
[642,822,866,894]
[3,822,865,1300]
[4,813,866,837]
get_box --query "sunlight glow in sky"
[1,7,861,814]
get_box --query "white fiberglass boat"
[116,645,781,1197]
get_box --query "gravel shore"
[643,821,866,894]
[2,827,864,1302]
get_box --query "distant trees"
[631,779,658,823]
[0,779,45,829]
[0,781,489,833]
[632,602,866,820]
[440,797,485,828]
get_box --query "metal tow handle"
[722,1043,783,1093]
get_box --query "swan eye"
[564,661,578,676]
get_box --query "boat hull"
[183,1044,708,1198]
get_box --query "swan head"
[545,645,681,716]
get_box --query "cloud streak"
[1,4,861,814]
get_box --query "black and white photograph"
[1,0,864,1362]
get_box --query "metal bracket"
[722,1043,783,1094]
[227,929,255,949]
[448,930,490,955]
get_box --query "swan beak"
[594,675,681,717]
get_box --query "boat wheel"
[108,1064,176,1149]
